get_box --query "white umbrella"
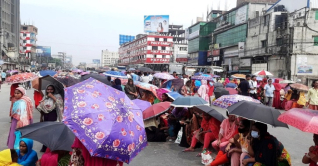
[253,70,273,76]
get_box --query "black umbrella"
[137,67,153,72]
[17,122,75,151]
[193,105,225,122]
[214,87,230,99]
[227,101,288,128]
[171,96,209,108]
[56,76,81,87]
[40,75,65,99]
[80,73,111,85]
[214,82,223,88]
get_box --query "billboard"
[144,15,169,33]
[92,59,100,64]
[36,46,51,57]
[119,35,135,45]
[235,5,247,25]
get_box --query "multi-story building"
[118,34,173,71]
[20,25,38,60]
[101,49,119,67]
[237,0,276,6]
[0,0,20,69]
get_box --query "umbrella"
[193,105,225,122]
[128,68,136,71]
[290,83,309,91]
[227,101,288,128]
[191,76,214,81]
[143,102,171,120]
[156,88,171,101]
[254,70,273,76]
[280,80,295,84]
[212,94,261,109]
[40,70,57,77]
[63,78,147,164]
[72,69,83,73]
[231,74,246,79]
[278,108,318,134]
[32,77,40,91]
[80,73,111,85]
[17,122,75,151]
[225,88,238,95]
[40,75,65,99]
[134,81,159,98]
[194,72,203,76]
[137,67,153,72]
[171,96,209,108]
[225,83,237,88]
[214,82,223,88]
[161,78,184,92]
[213,75,220,78]
[132,99,151,112]
[5,73,38,85]
[153,73,175,80]
[166,92,183,101]
[104,71,128,78]
[214,87,230,99]
[80,71,90,76]
[56,76,81,87]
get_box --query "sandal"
[182,148,195,152]
[196,153,202,157]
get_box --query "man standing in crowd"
[172,71,178,79]
[306,80,318,110]
[264,78,275,106]
[238,75,250,96]
[249,75,258,99]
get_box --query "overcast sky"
[21,0,236,65]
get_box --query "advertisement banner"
[92,59,100,64]
[176,58,188,63]
[297,57,313,74]
[235,5,247,25]
[145,58,170,63]
[148,41,172,46]
[144,15,169,33]
[119,35,135,45]
[212,50,220,56]
[36,46,51,57]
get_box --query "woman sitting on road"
[242,122,291,166]
[212,113,238,152]
[0,149,20,166]
[16,138,38,166]
[124,79,138,100]
[183,112,221,156]
[302,134,318,166]
[7,87,33,149]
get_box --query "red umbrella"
[278,108,318,134]
[143,102,171,120]
[225,88,238,95]
[290,83,309,91]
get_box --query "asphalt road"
[0,84,311,165]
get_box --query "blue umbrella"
[128,68,136,71]
[225,83,237,88]
[104,71,128,78]
[132,99,151,112]
[166,92,183,101]
[40,70,57,77]
[171,96,209,108]
[194,72,203,76]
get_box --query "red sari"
[272,79,282,109]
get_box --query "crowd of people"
[0,68,317,166]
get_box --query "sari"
[272,79,282,109]
[198,80,210,102]
[181,85,191,96]
[0,149,21,166]
[252,133,291,166]
[124,79,137,100]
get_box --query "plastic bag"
[14,131,22,150]
[174,127,183,144]
[201,150,213,165]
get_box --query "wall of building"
[101,49,119,66]
[237,0,276,7]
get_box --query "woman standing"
[124,79,138,100]
[7,87,33,149]
[181,80,192,96]
[272,79,282,109]
[198,80,210,102]
[37,85,64,122]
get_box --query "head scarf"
[112,78,123,91]
[11,87,33,127]
[17,138,38,165]
[0,149,20,166]
[224,78,230,85]
[273,79,282,91]
[16,87,26,95]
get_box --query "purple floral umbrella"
[63,78,147,164]
[154,73,175,80]
[212,94,261,109]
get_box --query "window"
[164,38,167,42]
[314,37,318,46]
[316,11,318,20]
[179,47,187,51]
[22,26,27,30]
[155,38,159,41]
[23,47,26,50]
[261,40,267,48]
[162,55,166,58]
[152,46,158,50]
[23,40,26,43]
[23,33,27,37]
[161,47,166,50]
[276,38,283,46]
[154,55,157,58]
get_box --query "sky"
[20,0,236,65]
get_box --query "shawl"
[12,87,33,128]
[198,80,209,102]
[273,79,282,91]
[219,118,238,141]
[125,79,137,99]
[201,117,221,139]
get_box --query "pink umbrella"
[225,88,238,95]
[156,88,171,101]
[143,102,171,120]
[154,73,175,80]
